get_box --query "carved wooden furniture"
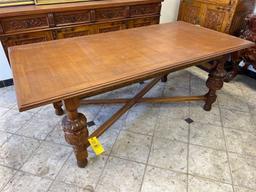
[178,0,254,35]
[9,22,253,168]
[178,0,255,71]
[0,0,162,58]
[225,13,256,81]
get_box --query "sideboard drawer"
[96,21,126,33]
[54,10,91,26]
[130,3,161,17]
[127,17,159,28]
[95,6,128,21]
[55,25,94,39]
[1,14,49,33]
[2,31,53,47]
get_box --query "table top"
[9,21,253,111]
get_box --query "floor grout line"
[217,92,236,192]
[138,81,165,192]
[187,73,192,192]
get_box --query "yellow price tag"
[88,137,105,156]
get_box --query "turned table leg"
[204,57,227,111]
[161,75,168,82]
[53,101,64,116]
[62,98,89,168]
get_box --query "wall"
[0,0,181,81]
[160,0,180,23]
[0,43,12,81]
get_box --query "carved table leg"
[53,101,64,116]
[204,57,227,111]
[161,75,168,82]
[62,98,89,168]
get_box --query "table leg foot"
[161,75,168,82]
[62,98,89,168]
[204,57,227,111]
[53,101,64,116]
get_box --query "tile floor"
[0,67,255,192]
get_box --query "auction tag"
[88,137,105,156]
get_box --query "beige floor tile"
[158,102,190,119]
[45,124,66,145]
[88,120,121,155]
[0,131,12,146]
[155,117,189,143]
[190,122,225,150]
[221,108,254,132]
[0,135,40,169]
[234,186,256,192]
[0,165,16,190]
[229,153,256,189]
[124,105,159,136]
[141,166,187,192]
[0,87,17,109]
[218,94,249,113]
[48,181,95,192]
[0,109,34,133]
[188,175,233,192]
[220,82,244,97]
[0,107,9,117]
[1,171,52,192]
[163,85,190,97]
[21,142,72,179]
[189,145,231,183]
[144,82,165,97]
[94,105,125,126]
[148,137,187,173]
[190,102,221,126]
[111,131,152,163]
[224,128,256,157]
[16,113,60,140]
[78,104,102,123]
[96,157,145,192]
[56,154,107,188]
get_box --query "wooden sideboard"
[0,0,163,58]
[178,0,254,35]
[178,0,254,71]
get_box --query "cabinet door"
[201,4,233,33]
[178,0,203,25]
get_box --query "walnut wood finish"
[9,22,253,167]
[62,97,88,168]
[204,57,227,111]
[53,101,64,115]
[0,0,162,57]
[9,22,253,112]
[178,0,254,35]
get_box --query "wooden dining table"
[9,21,253,168]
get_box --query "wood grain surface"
[9,21,254,111]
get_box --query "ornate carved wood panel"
[130,3,161,17]
[179,2,201,25]
[54,11,91,26]
[95,7,128,21]
[178,0,254,34]
[1,14,49,33]
[203,8,226,31]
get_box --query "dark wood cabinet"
[178,0,255,35]
[0,0,163,57]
